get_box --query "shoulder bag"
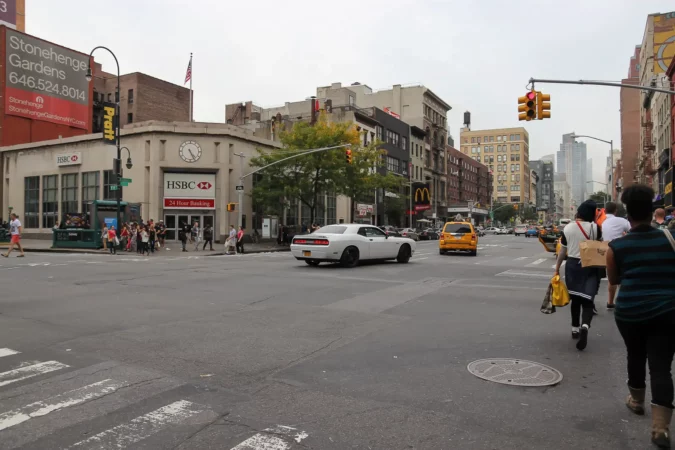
[578,221,609,269]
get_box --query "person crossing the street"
[202,224,214,251]
[601,201,631,310]
[192,221,202,251]
[2,213,25,258]
[554,200,602,351]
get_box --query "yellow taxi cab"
[439,221,477,256]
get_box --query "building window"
[349,95,355,105]
[401,136,408,151]
[497,136,502,141]
[82,171,100,213]
[326,191,336,225]
[127,113,133,124]
[376,126,383,141]
[387,156,400,174]
[61,174,78,214]
[471,137,475,143]
[103,170,122,201]
[489,136,494,142]
[128,89,134,104]
[511,185,520,192]
[42,175,58,228]
[386,130,400,146]
[24,176,39,228]
[484,136,488,142]
[416,143,419,157]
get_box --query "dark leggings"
[616,310,675,408]
[570,295,594,328]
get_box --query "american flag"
[184,57,192,85]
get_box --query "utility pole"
[235,152,245,229]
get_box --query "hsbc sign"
[56,152,82,166]
[164,173,216,209]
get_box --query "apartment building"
[459,127,530,206]
[619,46,642,195]
[446,146,492,225]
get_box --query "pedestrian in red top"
[121,224,130,252]
[236,226,245,254]
[107,226,117,255]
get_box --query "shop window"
[42,175,58,228]
[61,173,79,214]
[82,171,100,213]
[24,176,39,228]
[103,170,122,201]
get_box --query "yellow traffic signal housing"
[514,204,519,210]
[537,92,551,120]
[517,91,537,121]
[227,203,235,212]
[345,149,353,165]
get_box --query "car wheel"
[305,259,320,267]
[470,250,477,256]
[339,246,360,268]
[439,249,445,255]
[396,244,411,263]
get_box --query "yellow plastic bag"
[550,275,570,307]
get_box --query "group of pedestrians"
[101,220,166,256]
[554,184,674,448]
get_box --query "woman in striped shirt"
[607,184,675,449]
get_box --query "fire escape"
[640,116,656,185]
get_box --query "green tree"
[492,202,516,224]
[615,203,627,218]
[589,192,609,205]
[521,207,538,222]
[383,192,409,227]
[249,114,393,224]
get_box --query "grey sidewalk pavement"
[0,238,290,256]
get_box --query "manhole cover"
[467,358,563,387]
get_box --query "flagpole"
[188,53,193,122]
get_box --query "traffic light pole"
[529,78,675,95]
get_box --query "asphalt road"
[0,235,657,449]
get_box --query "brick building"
[619,46,642,196]
[92,70,190,133]
[445,146,492,224]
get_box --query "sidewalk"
[0,239,290,256]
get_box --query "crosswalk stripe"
[0,361,69,388]
[514,257,528,261]
[530,258,547,265]
[0,379,125,431]
[230,425,308,450]
[0,348,19,358]
[68,400,205,448]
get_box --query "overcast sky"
[28,0,675,184]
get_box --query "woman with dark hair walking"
[554,199,602,351]
[607,184,675,448]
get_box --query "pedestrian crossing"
[0,347,309,449]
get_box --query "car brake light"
[472,235,476,240]
[314,239,330,245]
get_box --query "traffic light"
[518,91,537,121]
[227,203,235,212]
[536,92,551,120]
[345,149,352,165]
[514,204,519,210]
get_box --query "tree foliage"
[589,191,609,205]
[492,202,516,224]
[250,114,396,224]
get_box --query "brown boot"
[651,404,672,449]
[626,386,646,415]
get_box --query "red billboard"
[0,0,16,29]
[4,28,90,130]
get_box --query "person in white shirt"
[602,202,631,310]
[2,213,25,258]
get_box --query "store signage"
[102,102,116,144]
[356,203,374,217]
[163,173,216,209]
[413,183,431,211]
[56,152,82,166]
[5,29,90,130]
[163,198,215,209]
[0,0,17,29]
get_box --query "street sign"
[235,185,244,191]
[110,185,119,191]
[120,182,129,187]
[121,178,132,183]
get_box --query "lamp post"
[570,134,613,200]
[86,46,121,232]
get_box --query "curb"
[204,247,291,256]
[0,246,291,256]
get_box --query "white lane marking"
[415,257,429,261]
[230,425,308,450]
[0,379,125,431]
[514,257,528,261]
[0,348,19,358]
[496,270,552,279]
[551,262,567,269]
[529,258,547,265]
[0,361,69,387]
[69,400,205,448]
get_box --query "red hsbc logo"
[197,181,212,190]
[71,155,78,162]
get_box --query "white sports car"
[291,224,416,267]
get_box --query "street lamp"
[120,147,133,170]
[570,134,614,199]
[86,46,122,232]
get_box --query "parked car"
[484,227,501,235]
[398,228,420,241]
[525,227,539,238]
[378,226,402,237]
[497,227,510,235]
[514,225,528,236]
[419,228,440,240]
